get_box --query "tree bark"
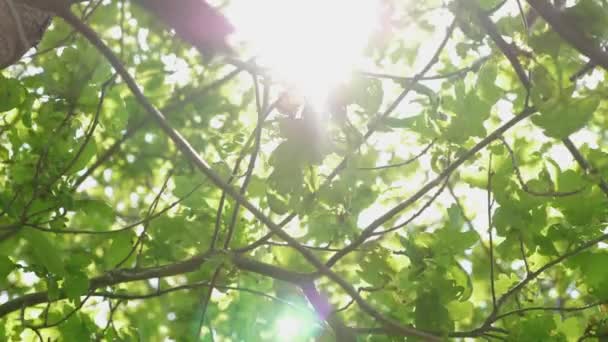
[0,0,233,69]
[0,0,51,69]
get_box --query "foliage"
[1,0,608,341]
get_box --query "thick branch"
[0,251,312,319]
[562,137,608,198]
[301,282,356,341]
[464,0,530,89]
[37,6,439,340]
[326,106,537,268]
[525,0,608,70]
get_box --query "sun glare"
[272,308,319,340]
[275,316,302,339]
[227,0,380,109]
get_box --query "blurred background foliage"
[1,0,608,340]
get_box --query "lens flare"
[227,0,380,109]
[275,316,302,339]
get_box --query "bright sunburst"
[227,0,380,108]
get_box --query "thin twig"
[478,232,608,330]
[494,301,605,321]
[93,281,310,313]
[53,7,440,340]
[487,152,497,309]
[514,0,529,35]
[464,0,531,89]
[357,140,436,171]
[23,181,203,235]
[562,137,608,198]
[371,175,449,236]
[324,106,537,268]
[26,293,92,329]
[58,74,117,180]
[357,55,490,84]
[519,233,530,275]
[114,169,173,268]
[525,0,608,70]
[73,65,245,190]
[499,136,584,197]
[237,20,459,254]
[197,75,267,338]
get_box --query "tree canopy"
[1,0,608,341]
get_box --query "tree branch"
[478,232,608,331]
[0,251,313,319]
[525,0,608,71]
[301,282,356,341]
[499,136,585,197]
[562,137,608,198]
[42,6,439,340]
[325,106,537,268]
[236,20,458,254]
[464,0,530,89]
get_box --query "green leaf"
[102,89,128,135]
[0,256,15,287]
[477,62,502,104]
[350,77,384,114]
[0,2,605,339]
[530,64,559,105]
[60,311,91,341]
[173,175,208,209]
[415,290,453,334]
[266,192,289,215]
[447,301,473,322]
[478,0,503,11]
[23,230,65,276]
[508,314,560,341]
[448,263,473,301]
[48,276,60,301]
[495,273,520,294]
[68,138,97,174]
[568,252,608,299]
[357,248,394,287]
[443,82,491,142]
[563,0,608,39]
[558,317,585,341]
[105,232,135,267]
[63,271,90,300]
[0,76,26,112]
[555,170,604,225]
[529,30,563,59]
[268,141,306,195]
[72,199,116,231]
[532,96,600,139]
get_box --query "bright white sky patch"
[227,0,380,108]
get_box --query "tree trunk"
[0,0,51,69]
